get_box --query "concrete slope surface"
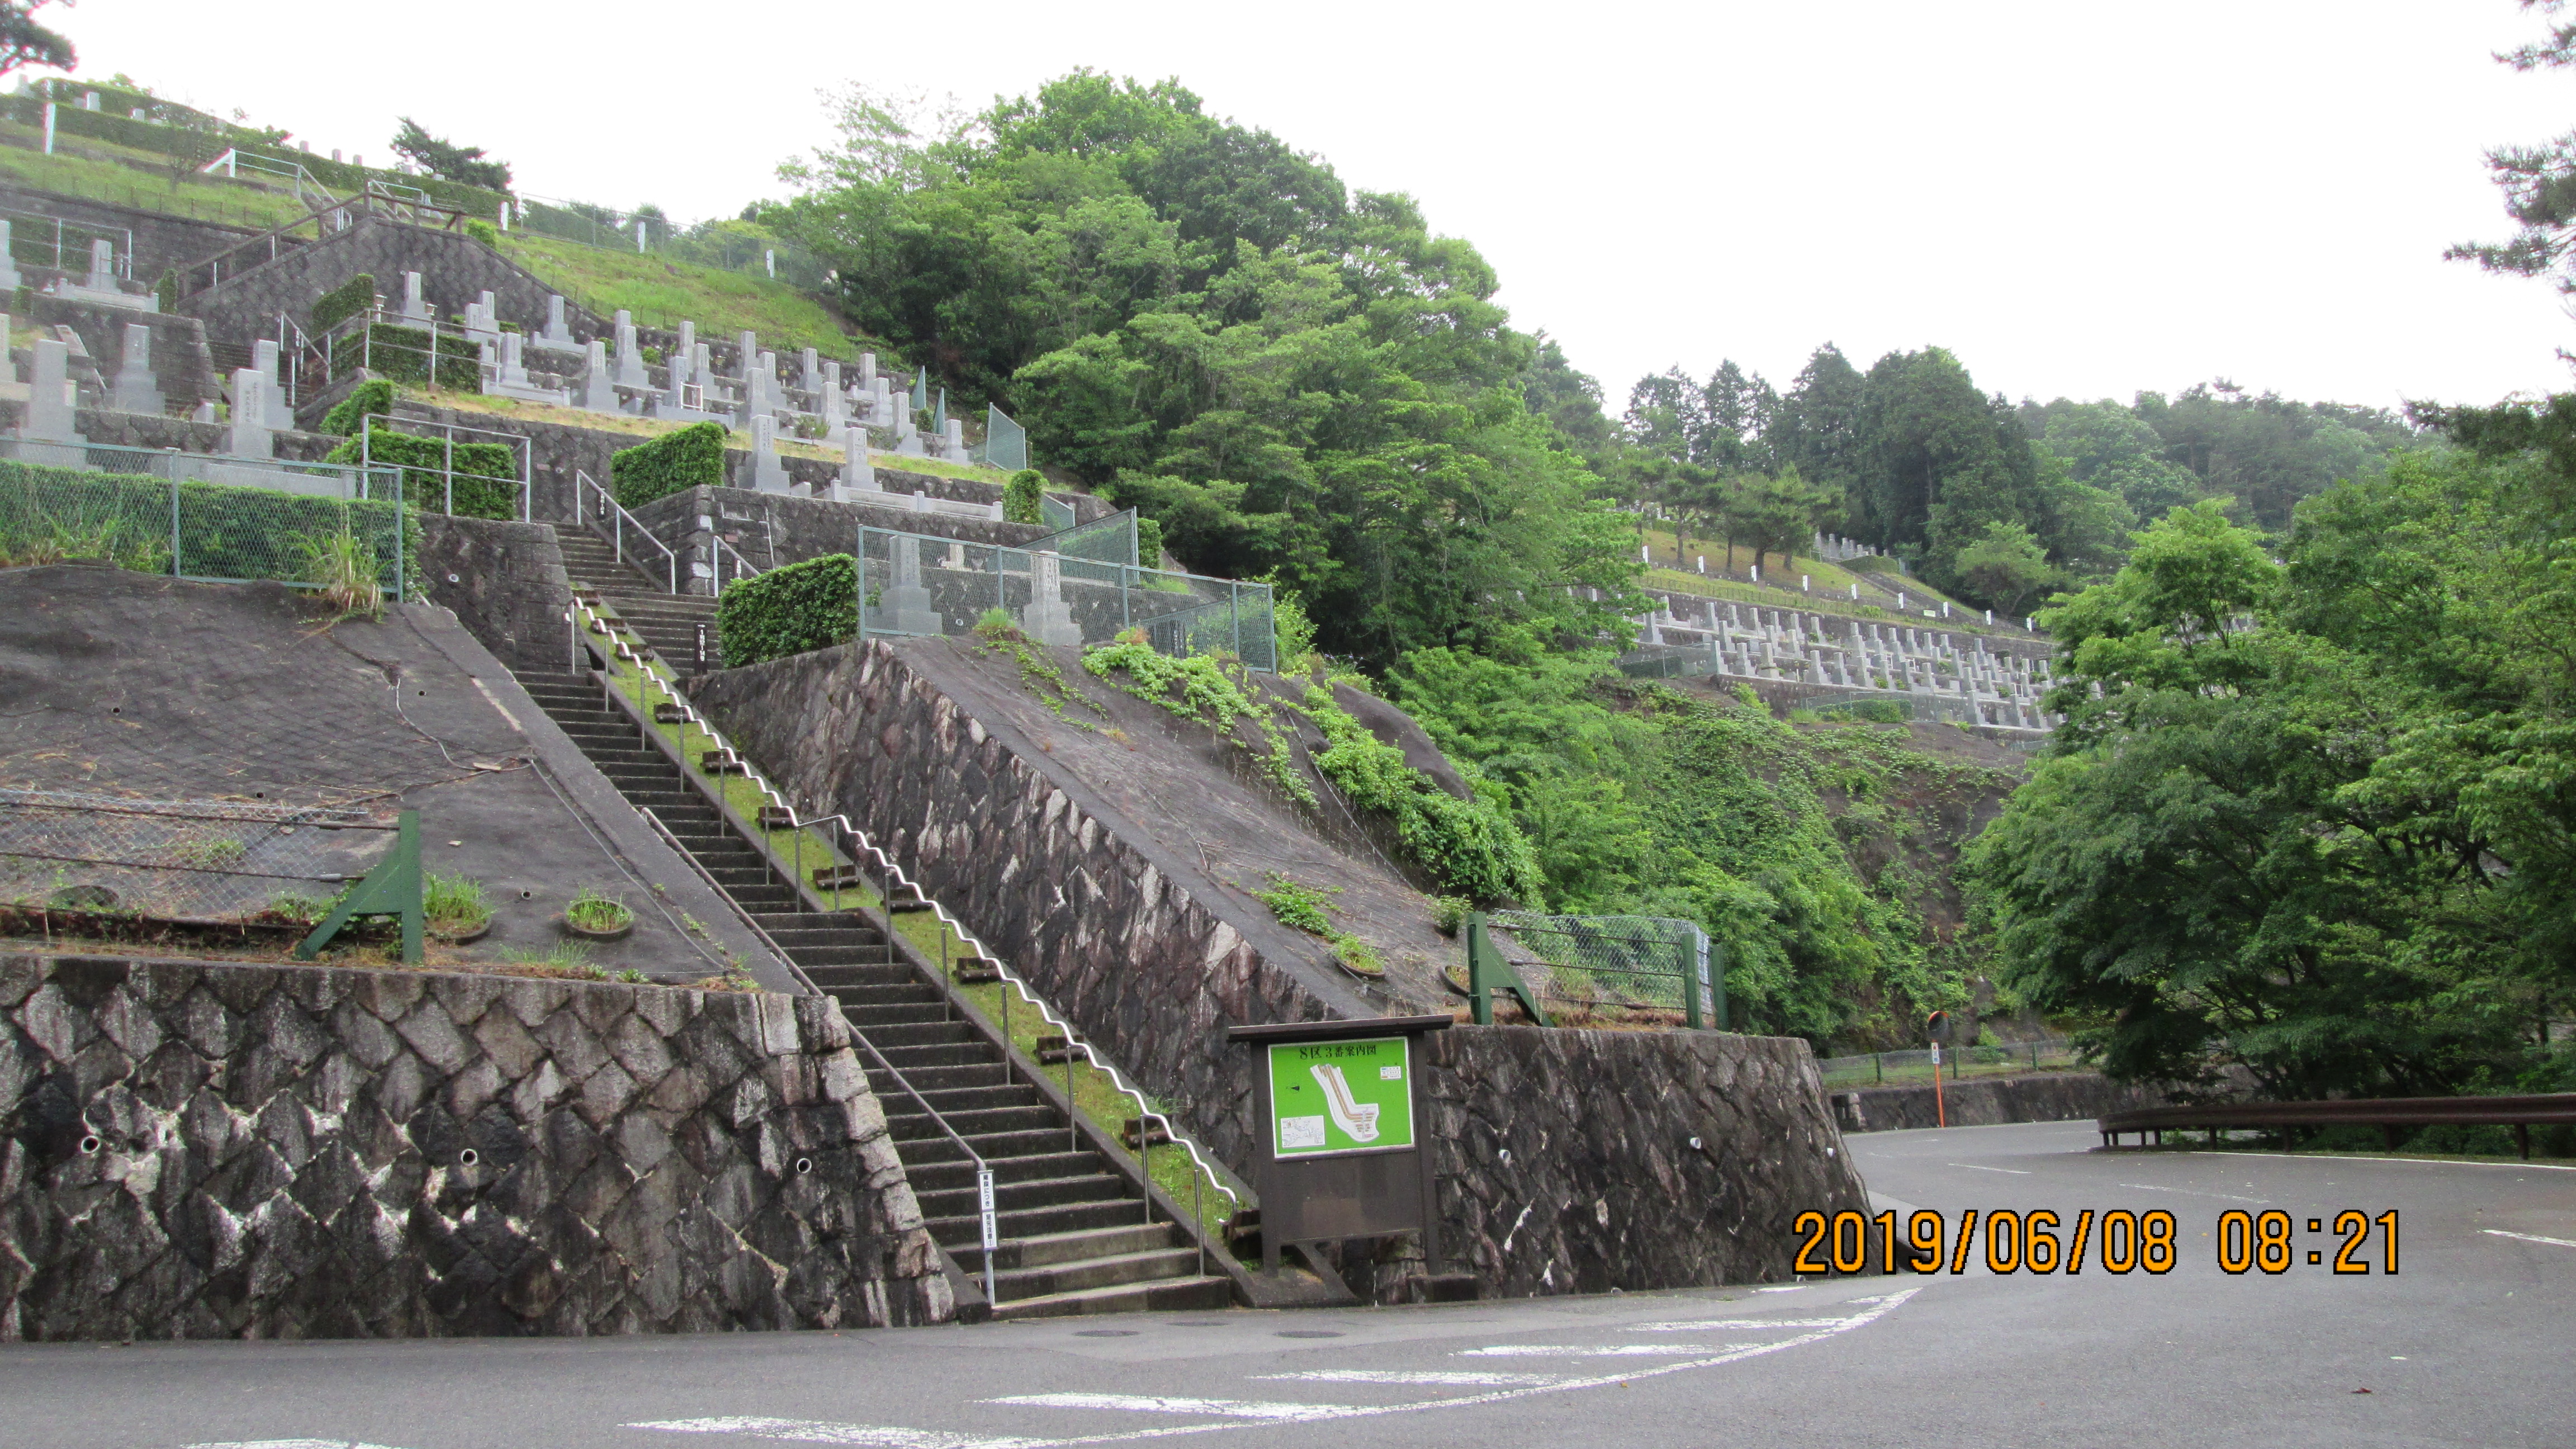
[0,564,785,983]
[0,1121,2562,1446]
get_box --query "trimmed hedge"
[0,458,422,598]
[311,273,375,334]
[322,430,517,519]
[338,323,480,390]
[714,553,855,669]
[612,422,728,509]
[1002,468,1044,525]
[320,379,395,438]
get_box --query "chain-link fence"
[0,788,393,926]
[1816,1038,2081,1090]
[1483,911,1720,1027]
[972,404,1029,473]
[857,524,1278,671]
[0,448,416,598]
[0,203,134,278]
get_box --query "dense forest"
[767,27,2576,1099]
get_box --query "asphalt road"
[4,1120,2569,1449]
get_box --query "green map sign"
[1266,1036,1415,1159]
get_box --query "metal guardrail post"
[292,809,423,964]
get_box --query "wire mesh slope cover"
[0,788,392,924]
[1485,911,1721,1028]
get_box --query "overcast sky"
[56,1,2576,414]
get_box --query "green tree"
[391,117,513,192]
[1950,520,2064,617]
[0,1,73,75]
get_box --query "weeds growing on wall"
[291,523,383,618]
[1253,872,1384,979]
[1082,639,1314,805]
[1298,686,1545,907]
[320,378,395,438]
[714,553,856,668]
[973,613,1104,723]
[1002,468,1045,525]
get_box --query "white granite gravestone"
[1022,551,1083,648]
[0,222,20,293]
[940,418,967,462]
[253,340,295,428]
[55,239,154,311]
[749,414,790,493]
[487,332,570,405]
[577,340,617,414]
[109,324,163,415]
[613,311,646,388]
[838,427,875,500]
[228,368,274,460]
[463,291,500,347]
[799,347,820,394]
[398,271,430,325]
[535,295,580,353]
[735,330,758,386]
[19,337,83,453]
[877,537,942,636]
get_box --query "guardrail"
[574,469,676,593]
[2098,1093,2576,1159]
[562,599,1244,1235]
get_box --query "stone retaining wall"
[1426,1026,1869,1294]
[1830,1071,2170,1133]
[416,513,575,673]
[688,638,1871,1298]
[0,183,257,280]
[0,953,949,1340]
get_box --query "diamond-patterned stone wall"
[0,953,950,1341]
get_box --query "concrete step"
[993,1247,1210,1303]
[896,1126,1069,1164]
[987,1275,1233,1320]
[885,1103,1059,1140]
[868,1061,1012,1094]
[976,1222,1188,1271]
[812,965,921,992]
[867,1022,984,1053]
[917,1171,1134,1221]
[907,1150,1100,1194]
[926,1198,1163,1249]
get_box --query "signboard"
[1267,1036,1414,1159]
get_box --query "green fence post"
[293,809,424,964]
[168,470,180,579]
[1466,913,1494,1026]
[1683,932,1704,1031]
[1711,939,1729,1030]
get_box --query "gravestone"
[108,324,163,415]
[748,414,790,493]
[84,238,114,292]
[56,239,153,311]
[577,340,617,414]
[940,418,967,462]
[735,330,758,386]
[894,410,923,456]
[227,367,274,460]
[488,333,570,405]
[821,372,850,442]
[253,340,295,428]
[800,347,821,394]
[839,428,875,499]
[397,271,430,325]
[0,313,13,387]
[463,291,500,347]
[613,311,646,388]
[19,337,83,452]
[1021,551,1083,648]
[875,536,943,636]
[0,222,20,293]
[534,294,580,353]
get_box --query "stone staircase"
[512,666,1232,1319]
[552,525,726,671]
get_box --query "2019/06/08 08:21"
[1792,1208,2402,1277]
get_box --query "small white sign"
[1280,1115,1327,1149]
[1380,1065,1403,1081]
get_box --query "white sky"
[58,0,2576,414]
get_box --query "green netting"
[1485,911,1718,1025]
[975,404,1030,473]
[0,448,416,599]
[854,523,1276,671]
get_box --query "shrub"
[153,270,177,314]
[1302,685,1545,906]
[716,552,856,668]
[1135,513,1166,567]
[462,218,499,248]
[612,421,728,509]
[311,272,376,334]
[1002,468,1045,525]
[319,378,395,438]
[323,429,517,518]
[0,460,420,596]
[340,323,480,390]
[293,524,383,617]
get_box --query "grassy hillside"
[0,131,310,231]
[499,233,871,360]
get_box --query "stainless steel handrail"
[574,613,1001,1301]
[567,600,1242,1219]
[575,468,678,593]
[709,533,761,597]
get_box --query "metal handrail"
[568,603,1243,1219]
[575,468,676,592]
[572,606,1003,1301]
[709,533,761,596]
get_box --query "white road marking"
[1630,1318,1862,1330]
[657,1290,1922,1449]
[1948,1163,2033,1175]
[983,1397,1347,1423]
[1753,1285,1805,1292]
[184,1442,410,1449]
[628,1419,1052,1447]
[2176,1151,2576,1172]
[2116,1182,2269,1204]
[2483,1229,2576,1249]
[1458,1343,1764,1357]
[1253,1371,1567,1387]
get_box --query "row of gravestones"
[1630,596,2060,730]
[11,316,317,493]
[0,227,157,314]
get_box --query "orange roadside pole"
[1926,1010,1950,1129]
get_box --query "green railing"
[1466,911,1722,1029]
